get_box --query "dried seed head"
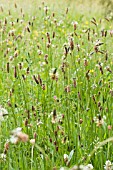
[26,26,30,33]
[52,12,55,17]
[24,119,28,126]
[86,70,90,80]
[33,75,39,84]
[34,132,37,139]
[8,10,11,15]
[65,85,70,93]
[18,63,22,70]
[99,65,103,74]
[20,8,22,13]
[14,66,17,78]
[72,21,78,30]
[46,42,51,48]
[11,22,15,27]
[69,37,74,50]
[94,45,99,53]
[1,6,4,12]
[73,78,76,88]
[88,31,90,41]
[66,8,68,14]
[44,6,49,15]
[106,66,112,73]
[32,106,35,112]
[4,142,9,153]
[42,84,46,90]
[110,89,113,96]
[105,30,107,37]
[80,119,83,124]
[53,31,55,38]
[22,74,26,80]
[14,50,18,57]
[28,21,31,25]
[101,29,105,37]
[98,102,101,107]
[92,95,96,104]
[38,74,42,86]
[56,146,58,151]
[50,138,52,143]
[78,92,81,100]
[7,62,9,73]
[84,58,88,66]
[8,100,12,107]
[44,54,48,64]
[27,110,30,119]
[5,18,7,25]
[14,3,17,8]
[105,52,108,61]
[77,44,80,51]
[26,67,30,74]
[53,109,56,118]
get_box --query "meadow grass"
[0,1,113,170]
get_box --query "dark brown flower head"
[42,84,46,90]
[84,58,88,66]
[69,37,74,50]
[73,78,76,88]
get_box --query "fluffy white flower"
[0,153,6,161]
[11,127,22,136]
[10,135,19,144]
[104,160,112,170]
[84,164,94,170]
[10,127,29,144]
[30,139,35,145]
[0,106,8,122]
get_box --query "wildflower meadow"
[0,0,113,169]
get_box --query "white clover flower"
[37,50,43,55]
[70,164,93,170]
[37,120,43,126]
[0,153,6,161]
[40,62,46,67]
[44,6,49,11]
[30,139,35,145]
[93,115,106,127]
[57,20,63,26]
[84,164,93,170]
[10,135,19,144]
[64,154,68,162]
[10,127,22,144]
[71,21,78,25]
[60,167,65,170]
[0,106,8,122]
[91,84,97,89]
[104,160,112,170]
[79,165,85,169]
[9,29,15,35]
[70,165,78,170]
